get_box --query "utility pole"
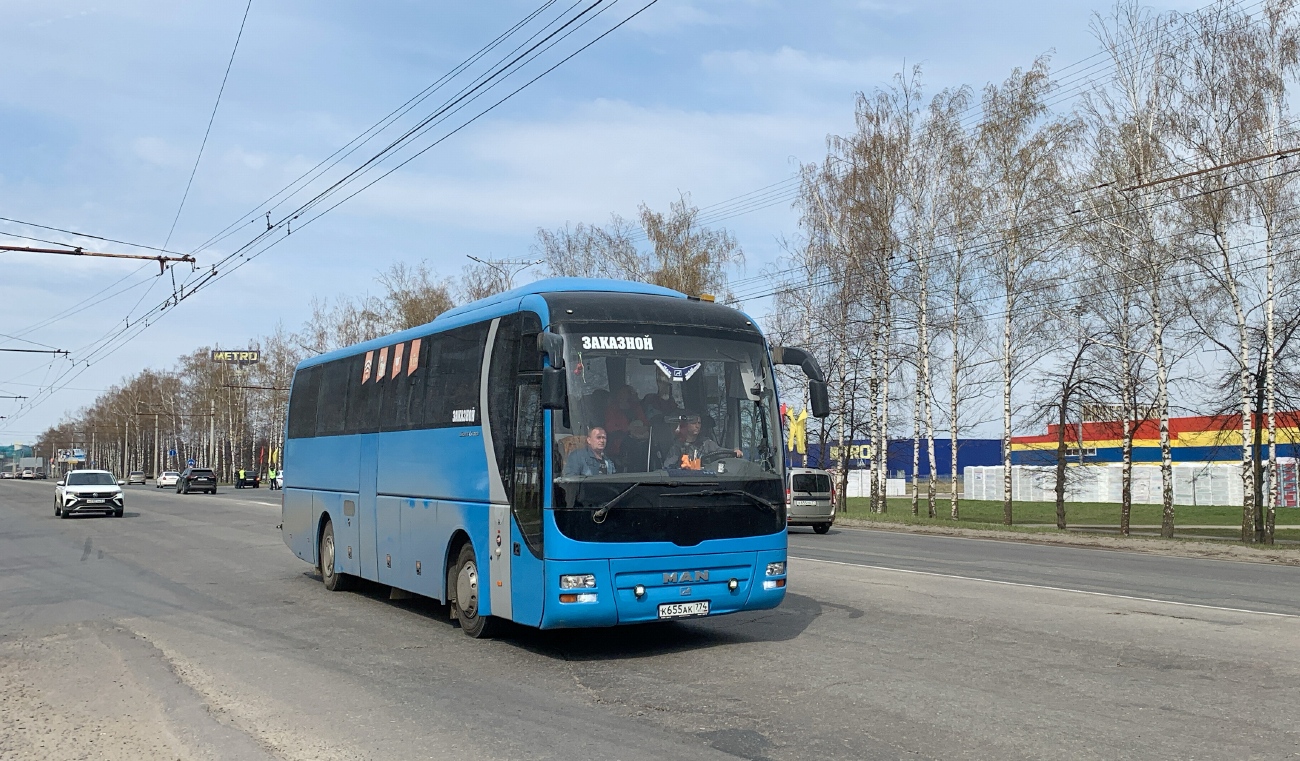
[154,413,160,477]
[466,255,543,291]
[209,399,216,470]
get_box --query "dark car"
[177,467,217,494]
[234,470,260,489]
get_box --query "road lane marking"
[789,555,1300,619]
[250,501,278,507]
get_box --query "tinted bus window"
[344,354,369,434]
[422,322,489,427]
[287,366,321,439]
[316,359,350,436]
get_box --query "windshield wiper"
[589,481,682,523]
[665,489,780,514]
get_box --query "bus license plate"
[658,601,709,619]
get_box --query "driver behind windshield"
[662,412,742,471]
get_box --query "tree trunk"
[1055,393,1068,530]
[1002,303,1014,525]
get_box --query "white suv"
[55,470,125,518]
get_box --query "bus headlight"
[559,574,596,589]
[765,562,786,577]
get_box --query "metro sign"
[210,349,260,365]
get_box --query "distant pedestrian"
[237,468,246,488]
[268,467,278,491]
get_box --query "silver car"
[786,467,835,534]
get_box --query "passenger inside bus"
[562,427,617,476]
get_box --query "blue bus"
[281,277,829,636]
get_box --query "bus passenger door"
[509,379,546,627]
[357,434,380,581]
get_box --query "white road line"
[789,555,1300,619]
[250,501,279,507]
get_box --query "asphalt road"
[2,479,1298,760]
[787,524,1300,616]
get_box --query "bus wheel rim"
[457,561,478,619]
[322,532,334,578]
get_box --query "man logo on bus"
[663,570,709,584]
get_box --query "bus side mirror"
[537,331,565,370]
[773,345,831,419]
[541,367,567,410]
[809,380,830,419]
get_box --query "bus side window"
[315,359,350,436]
[421,322,488,428]
[344,354,368,434]
[287,366,321,439]
[405,337,430,427]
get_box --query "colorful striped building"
[1011,413,1300,466]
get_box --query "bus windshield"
[550,323,785,544]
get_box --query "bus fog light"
[727,578,739,591]
[763,579,786,590]
[634,584,646,598]
[559,574,596,589]
[765,562,786,576]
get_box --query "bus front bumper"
[539,549,787,628]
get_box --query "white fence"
[842,470,906,498]
[960,462,1300,506]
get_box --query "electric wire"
[162,0,254,250]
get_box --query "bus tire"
[450,543,498,638]
[320,519,350,592]
[814,522,831,534]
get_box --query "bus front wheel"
[450,543,499,639]
[320,520,350,592]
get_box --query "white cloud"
[131,136,190,168]
[343,98,835,236]
[702,46,904,92]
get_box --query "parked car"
[21,469,34,480]
[34,470,46,479]
[0,471,13,479]
[55,469,124,518]
[786,467,835,534]
[177,467,217,494]
[156,471,181,489]
[126,471,147,485]
[234,469,260,489]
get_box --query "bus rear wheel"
[320,520,350,592]
[450,543,499,639]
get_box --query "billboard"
[210,349,260,365]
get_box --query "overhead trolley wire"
[1,0,661,432]
[162,0,254,250]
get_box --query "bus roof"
[437,277,685,322]
[298,277,688,369]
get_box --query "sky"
[0,0,1201,443]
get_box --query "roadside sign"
[188,459,196,467]
[169,449,177,457]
